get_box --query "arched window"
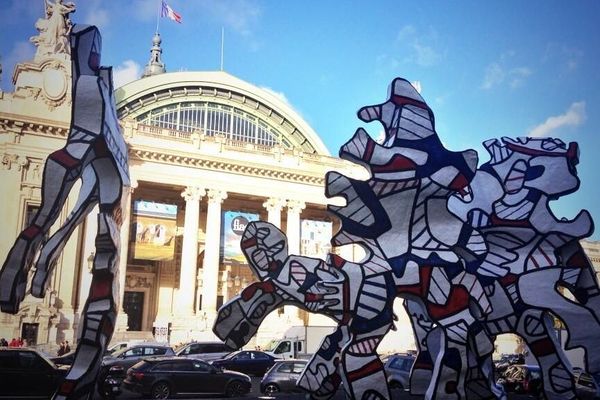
[137,102,280,147]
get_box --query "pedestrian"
[57,341,66,356]
[9,338,18,347]
[0,338,7,346]
[64,340,71,353]
[17,337,24,347]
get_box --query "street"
[93,377,534,400]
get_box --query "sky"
[1,0,599,239]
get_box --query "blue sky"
[1,0,599,239]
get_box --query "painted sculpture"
[0,24,128,400]
[214,78,599,399]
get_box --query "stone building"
[0,6,597,361]
[0,8,370,348]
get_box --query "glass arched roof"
[114,71,330,155]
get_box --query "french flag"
[161,0,182,23]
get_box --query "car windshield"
[174,343,189,353]
[263,340,278,352]
[223,351,241,360]
[110,347,131,358]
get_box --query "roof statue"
[213,78,599,400]
[31,0,76,61]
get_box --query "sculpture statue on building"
[31,0,76,59]
[214,78,600,399]
[0,23,128,400]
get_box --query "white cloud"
[481,54,532,90]
[528,101,586,138]
[395,25,442,67]
[508,67,532,88]
[260,86,292,108]
[543,43,583,73]
[83,0,110,30]
[481,62,504,89]
[412,41,441,67]
[397,25,416,40]
[410,81,422,94]
[113,60,142,88]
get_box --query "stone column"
[284,200,305,321]
[201,189,227,316]
[286,200,305,254]
[177,186,205,315]
[115,183,136,333]
[263,197,285,228]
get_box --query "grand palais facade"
[1,14,599,358]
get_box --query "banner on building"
[132,200,178,261]
[221,211,260,264]
[301,219,332,259]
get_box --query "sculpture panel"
[0,24,128,400]
[214,78,599,400]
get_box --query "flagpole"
[220,27,224,71]
[156,0,161,33]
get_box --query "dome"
[115,71,330,155]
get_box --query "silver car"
[383,353,415,391]
[260,359,308,395]
[175,341,234,362]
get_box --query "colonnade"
[115,185,307,322]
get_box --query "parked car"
[123,357,251,399]
[50,349,77,366]
[97,343,175,394]
[497,364,542,395]
[211,350,276,376]
[175,340,234,361]
[0,348,68,399]
[383,353,415,391]
[494,353,525,376]
[261,359,308,395]
[573,369,600,400]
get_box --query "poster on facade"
[221,211,260,265]
[301,219,332,259]
[132,200,178,261]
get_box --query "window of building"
[137,102,281,147]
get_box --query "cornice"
[1,113,69,138]
[130,146,326,186]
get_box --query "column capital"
[181,186,205,202]
[286,200,306,214]
[207,189,228,204]
[263,197,286,212]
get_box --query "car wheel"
[226,380,247,397]
[151,382,171,399]
[264,383,280,396]
[389,381,404,390]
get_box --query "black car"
[211,350,276,376]
[0,348,68,398]
[123,357,251,399]
[50,349,77,366]
[98,344,175,390]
